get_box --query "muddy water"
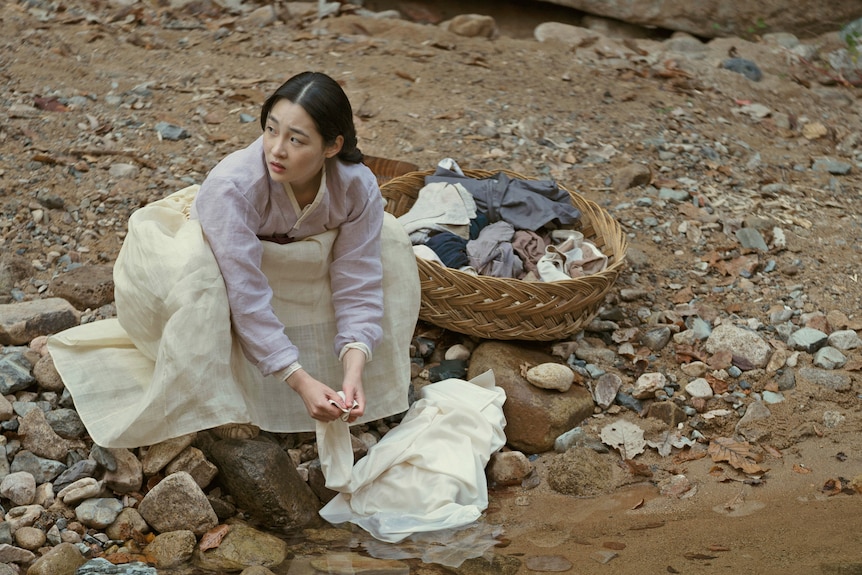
[362,0,585,38]
[257,484,660,574]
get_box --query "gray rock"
[646,401,688,427]
[735,228,769,251]
[538,0,860,39]
[0,542,37,565]
[33,354,65,392]
[705,323,772,369]
[735,400,771,442]
[591,372,622,409]
[487,450,533,486]
[57,478,104,505]
[642,326,671,351]
[632,372,667,399]
[138,471,218,537]
[144,530,196,569]
[14,525,46,551]
[469,341,594,454]
[48,265,115,310]
[19,407,85,461]
[827,329,862,350]
[787,327,829,353]
[0,471,36,506]
[811,157,852,175]
[684,377,713,398]
[0,393,12,421]
[208,439,321,532]
[10,450,67,484]
[141,433,197,476]
[534,21,600,47]
[813,347,847,370]
[721,58,762,81]
[107,163,139,179]
[154,122,190,141]
[46,408,87,439]
[105,508,151,542]
[446,14,497,38]
[191,521,288,572]
[776,369,796,391]
[24,542,85,574]
[75,497,124,529]
[238,5,277,28]
[797,367,852,391]
[4,504,44,532]
[0,298,81,345]
[75,557,157,574]
[0,352,35,395]
[54,459,99,492]
[164,446,217,489]
[554,426,608,454]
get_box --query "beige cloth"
[47,186,420,448]
[317,370,507,543]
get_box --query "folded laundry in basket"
[397,181,477,241]
[537,231,608,281]
[426,166,581,231]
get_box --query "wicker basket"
[381,168,628,341]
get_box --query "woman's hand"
[339,348,367,423]
[285,369,350,422]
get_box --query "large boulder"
[540,0,862,39]
[468,341,594,454]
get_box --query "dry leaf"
[792,464,812,474]
[199,524,231,551]
[601,420,646,460]
[647,431,696,457]
[822,478,844,496]
[708,437,769,475]
[684,552,717,560]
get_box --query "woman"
[48,72,420,447]
[194,71,385,430]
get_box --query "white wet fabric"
[47,185,420,448]
[317,370,506,543]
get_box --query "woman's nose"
[272,138,286,157]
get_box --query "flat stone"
[0,298,80,345]
[468,341,594,454]
[48,265,115,310]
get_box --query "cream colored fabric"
[47,185,420,448]
[317,370,506,543]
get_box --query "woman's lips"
[269,161,285,174]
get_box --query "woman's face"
[263,99,342,195]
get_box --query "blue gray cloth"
[426,168,581,231]
[466,221,524,279]
[425,232,469,269]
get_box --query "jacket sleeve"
[329,179,385,357]
[193,178,299,376]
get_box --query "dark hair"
[260,71,363,164]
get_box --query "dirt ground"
[2,1,862,573]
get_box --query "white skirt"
[47,186,421,448]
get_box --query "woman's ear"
[325,135,344,158]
